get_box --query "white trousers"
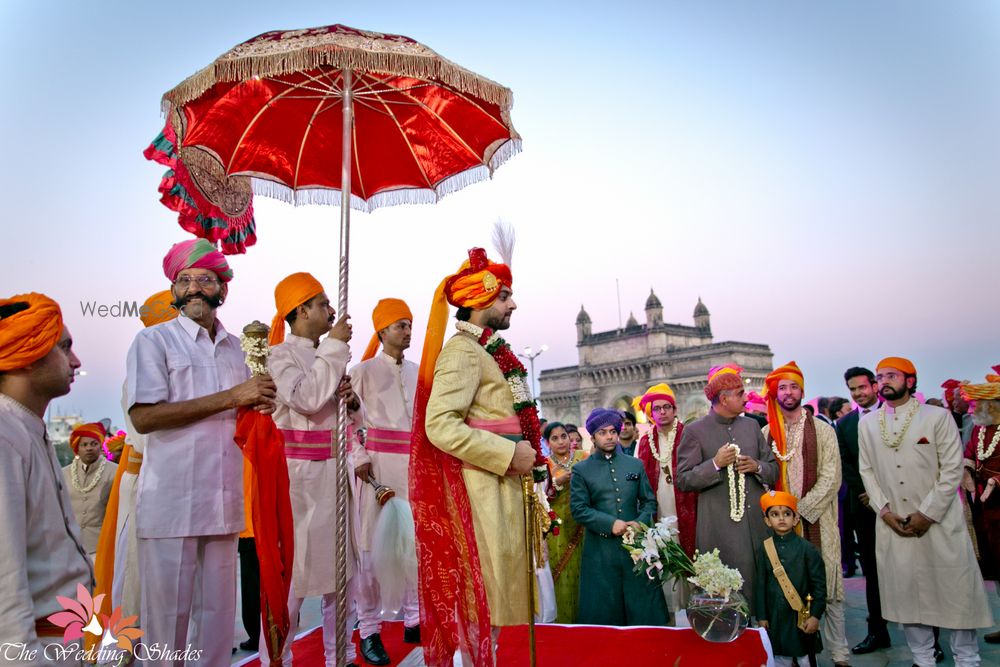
[259,585,358,666]
[904,624,980,667]
[772,657,796,667]
[356,549,420,638]
[138,533,238,667]
[823,599,849,663]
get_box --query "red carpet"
[238,621,773,666]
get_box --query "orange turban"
[269,272,325,345]
[760,490,798,514]
[876,356,916,377]
[704,364,743,401]
[362,298,414,361]
[633,383,676,422]
[443,248,512,310]
[140,289,179,327]
[961,366,1000,402]
[0,293,63,372]
[762,361,805,492]
[70,422,107,454]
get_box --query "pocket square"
[626,472,640,481]
[917,437,930,444]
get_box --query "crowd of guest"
[541,360,1000,667]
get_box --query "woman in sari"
[545,422,588,623]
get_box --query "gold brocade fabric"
[424,333,530,626]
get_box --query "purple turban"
[162,239,233,283]
[585,408,623,435]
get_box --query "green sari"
[547,449,588,624]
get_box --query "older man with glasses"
[676,365,779,609]
[125,239,277,666]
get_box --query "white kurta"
[268,333,362,598]
[126,314,248,538]
[0,394,92,660]
[113,381,143,619]
[859,399,993,629]
[349,352,417,551]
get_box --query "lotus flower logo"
[46,583,142,652]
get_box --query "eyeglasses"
[174,276,219,288]
[651,405,674,413]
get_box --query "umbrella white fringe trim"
[164,40,514,111]
[250,138,521,211]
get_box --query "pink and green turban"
[162,239,233,283]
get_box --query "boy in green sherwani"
[570,408,668,626]
[754,490,827,667]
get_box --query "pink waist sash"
[465,415,522,436]
[365,427,412,454]
[279,428,333,461]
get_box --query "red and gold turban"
[0,293,63,372]
[269,272,325,345]
[140,289,179,328]
[876,356,916,377]
[162,238,233,283]
[704,364,744,401]
[443,247,512,310]
[760,489,798,514]
[70,422,107,454]
[961,366,1000,402]
[362,298,414,361]
[762,361,805,492]
[633,383,676,421]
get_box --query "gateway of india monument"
[538,289,774,424]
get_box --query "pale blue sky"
[1,1,997,424]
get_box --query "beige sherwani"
[424,328,529,626]
[350,352,418,549]
[859,399,992,629]
[268,333,363,597]
[62,457,117,556]
[763,416,844,601]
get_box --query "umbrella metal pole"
[335,66,354,667]
[522,475,537,667]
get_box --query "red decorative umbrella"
[161,23,521,667]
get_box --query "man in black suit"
[836,367,890,655]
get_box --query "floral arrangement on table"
[622,516,749,641]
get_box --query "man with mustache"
[761,361,849,666]
[126,239,277,666]
[0,292,92,664]
[858,357,992,667]
[63,420,116,559]
[411,247,535,666]
[349,298,419,665]
[264,272,361,666]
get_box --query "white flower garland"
[240,333,270,376]
[977,425,1000,461]
[647,418,679,483]
[771,414,805,462]
[726,443,746,522]
[878,399,920,449]
[70,455,107,493]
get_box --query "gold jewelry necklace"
[70,455,107,493]
[553,452,574,471]
[878,400,920,449]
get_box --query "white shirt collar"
[177,312,228,343]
